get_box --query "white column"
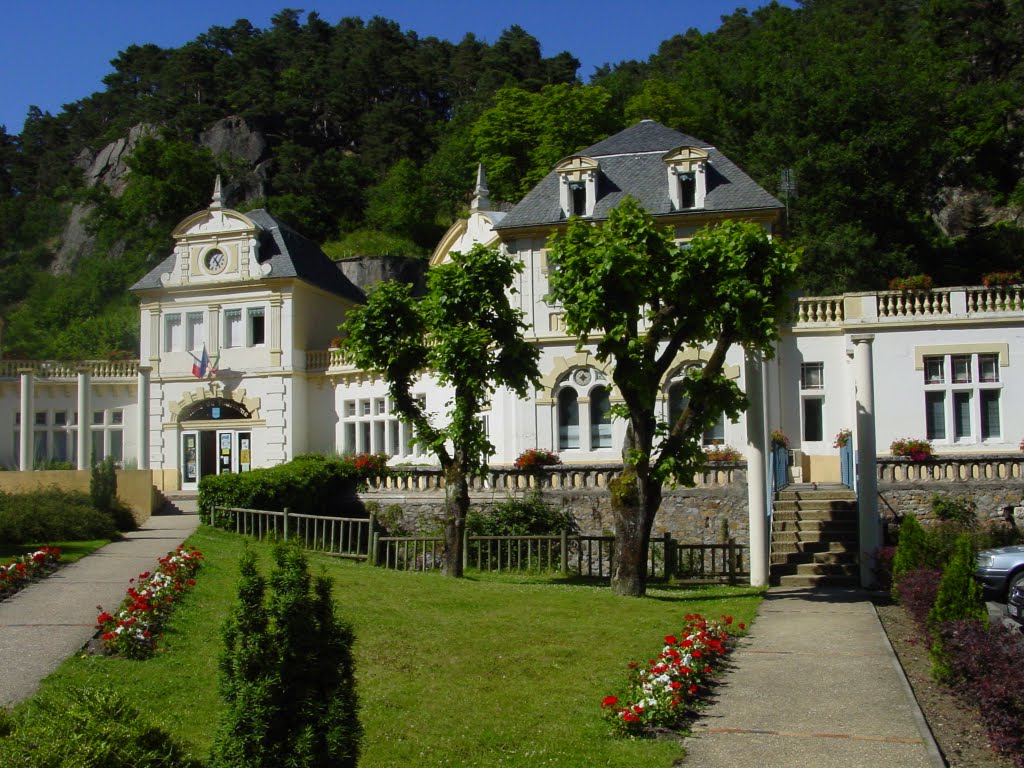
[77,367,91,470]
[852,334,880,588]
[137,366,151,470]
[18,368,34,472]
[744,352,769,587]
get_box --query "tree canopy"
[341,244,540,576]
[547,199,800,595]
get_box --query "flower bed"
[95,545,203,660]
[0,546,62,601]
[601,613,745,737]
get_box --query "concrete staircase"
[769,484,859,587]
[157,491,199,515]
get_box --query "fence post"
[664,532,676,584]
[560,529,569,576]
[728,537,737,586]
[368,511,376,561]
[283,506,290,541]
[462,524,469,571]
[370,532,379,566]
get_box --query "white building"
[3,121,1021,514]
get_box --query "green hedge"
[0,488,119,544]
[199,453,388,527]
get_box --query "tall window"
[164,313,182,352]
[186,311,204,351]
[667,378,725,446]
[590,387,612,448]
[569,183,586,216]
[679,172,696,209]
[248,307,265,346]
[558,389,580,450]
[800,361,825,442]
[224,308,243,348]
[341,394,421,458]
[922,352,1001,443]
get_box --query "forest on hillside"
[0,0,1022,359]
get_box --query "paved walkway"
[0,513,199,708]
[683,587,944,768]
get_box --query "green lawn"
[35,526,763,768]
[0,539,111,564]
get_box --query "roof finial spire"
[470,164,490,211]
[210,175,224,210]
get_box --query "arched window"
[590,386,612,448]
[667,377,724,445]
[558,388,580,449]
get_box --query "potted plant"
[514,449,561,472]
[890,437,933,462]
[770,430,790,450]
[888,274,934,291]
[833,428,852,449]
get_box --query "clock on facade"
[204,248,227,273]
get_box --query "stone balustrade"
[794,284,1024,328]
[877,454,1024,483]
[366,461,746,494]
[0,359,140,379]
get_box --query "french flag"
[192,345,209,379]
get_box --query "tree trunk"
[442,463,469,577]
[610,467,661,596]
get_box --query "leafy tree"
[547,199,799,596]
[212,544,361,768]
[470,83,618,202]
[341,244,540,576]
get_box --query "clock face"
[204,249,226,273]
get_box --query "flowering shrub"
[601,613,745,737]
[704,445,741,462]
[893,567,942,635]
[770,430,790,449]
[888,274,934,290]
[514,449,561,471]
[833,428,852,448]
[96,545,203,660]
[981,270,1022,287]
[0,546,61,600]
[890,437,933,461]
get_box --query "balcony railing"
[877,454,1024,483]
[0,359,140,379]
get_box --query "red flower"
[601,695,619,708]
[689,684,698,695]
[664,634,678,645]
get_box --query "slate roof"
[494,120,783,232]
[131,209,363,302]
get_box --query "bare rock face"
[52,124,156,274]
[336,255,428,299]
[933,186,1024,237]
[199,116,271,203]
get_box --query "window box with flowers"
[890,438,933,462]
[514,449,561,472]
[705,445,741,462]
[770,430,790,450]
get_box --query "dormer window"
[569,183,587,216]
[663,146,709,211]
[555,155,600,218]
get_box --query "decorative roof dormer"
[555,155,600,218]
[663,146,709,211]
[162,176,266,287]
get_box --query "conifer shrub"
[211,543,361,768]
[0,685,202,766]
[927,533,988,679]
[891,514,929,585]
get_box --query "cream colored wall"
[0,469,157,524]
[801,454,841,483]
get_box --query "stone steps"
[769,483,858,587]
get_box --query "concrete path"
[0,513,200,708]
[683,587,944,768]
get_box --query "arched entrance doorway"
[179,397,254,490]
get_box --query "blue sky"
[1,0,794,135]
